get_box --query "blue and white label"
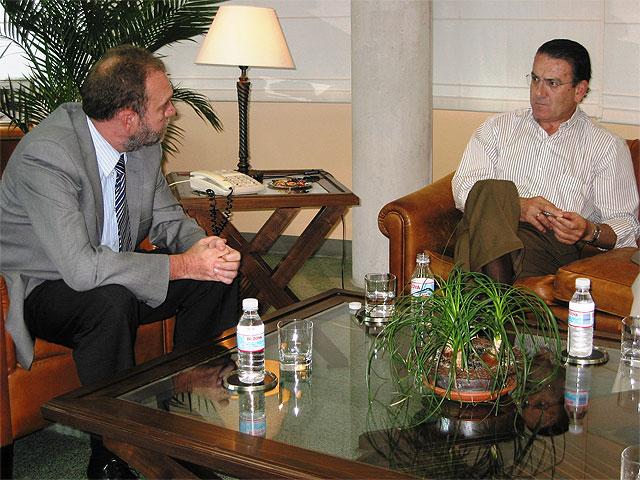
[568,302,595,328]
[239,418,266,437]
[411,278,434,298]
[565,389,590,408]
[237,325,265,352]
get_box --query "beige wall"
[168,102,352,242]
[169,102,640,241]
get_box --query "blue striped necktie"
[114,155,133,252]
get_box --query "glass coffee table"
[42,289,639,479]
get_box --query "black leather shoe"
[87,453,139,480]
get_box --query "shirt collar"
[526,105,585,135]
[86,117,125,176]
[558,106,584,130]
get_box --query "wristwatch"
[585,223,601,245]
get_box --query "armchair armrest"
[554,247,639,319]
[378,172,461,288]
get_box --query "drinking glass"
[364,273,396,318]
[621,444,640,480]
[621,316,640,368]
[277,319,313,371]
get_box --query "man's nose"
[533,81,547,96]
[167,102,177,117]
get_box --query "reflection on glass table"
[120,302,639,479]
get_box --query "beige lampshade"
[195,5,294,69]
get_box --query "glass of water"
[364,273,396,318]
[277,319,313,372]
[621,444,640,480]
[621,316,640,368]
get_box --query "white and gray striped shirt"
[452,107,640,248]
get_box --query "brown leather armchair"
[0,273,176,476]
[378,139,640,337]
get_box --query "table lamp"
[195,5,294,181]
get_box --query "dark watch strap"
[584,223,601,244]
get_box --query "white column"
[351,0,433,286]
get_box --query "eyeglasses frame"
[526,72,574,90]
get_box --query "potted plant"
[368,268,562,416]
[0,0,225,159]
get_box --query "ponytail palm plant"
[0,0,224,159]
[368,268,562,417]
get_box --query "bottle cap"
[575,277,590,289]
[242,298,258,311]
[416,252,430,263]
[569,422,584,434]
[348,301,362,311]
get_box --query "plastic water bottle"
[237,298,265,384]
[564,364,592,434]
[567,278,595,358]
[411,253,435,312]
[238,391,266,437]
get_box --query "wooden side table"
[166,170,359,311]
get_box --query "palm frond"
[0,0,225,155]
[172,86,222,131]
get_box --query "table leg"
[271,205,347,287]
[184,205,347,312]
[250,208,300,254]
[224,220,300,309]
[105,438,201,479]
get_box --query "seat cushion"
[515,275,556,305]
[554,247,639,317]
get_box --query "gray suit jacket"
[0,103,206,369]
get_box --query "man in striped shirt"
[452,39,639,284]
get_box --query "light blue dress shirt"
[86,117,126,252]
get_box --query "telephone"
[189,170,263,195]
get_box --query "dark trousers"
[454,179,581,281]
[24,277,238,386]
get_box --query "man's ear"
[575,80,589,103]
[118,109,139,134]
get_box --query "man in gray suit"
[0,46,240,479]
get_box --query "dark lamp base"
[246,169,264,183]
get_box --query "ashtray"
[268,178,312,190]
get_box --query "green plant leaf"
[0,0,226,158]
[367,267,562,422]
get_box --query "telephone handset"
[189,170,263,195]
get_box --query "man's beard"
[124,119,167,152]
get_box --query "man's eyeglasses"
[526,73,573,90]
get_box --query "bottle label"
[568,303,595,328]
[237,325,265,352]
[239,417,266,437]
[565,389,590,408]
[411,278,434,297]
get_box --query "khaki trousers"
[454,179,580,281]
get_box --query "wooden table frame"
[166,170,359,312]
[41,290,631,479]
[41,290,413,480]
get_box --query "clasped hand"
[520,196,590,245]
[170,236,241,283]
